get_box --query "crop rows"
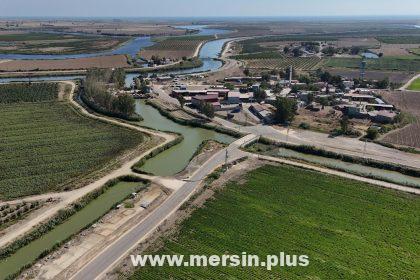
[377,36,420,44]
[245,57,322,70]
[130,165,419,280]
[0,33,128,55]
[0,93,145,199]
[382,121,420,149]
[0,201,42,227]
[150,40,202,51]
[323,57,420,72]
[139,36,212,60]
[0,83,57,103]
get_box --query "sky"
[1,0,420,18]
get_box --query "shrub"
[366,128,379,140]
[299,122,310,129]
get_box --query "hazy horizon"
[1,0,420,18]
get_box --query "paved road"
[251,153,420,195]
[70,135,255,280]
[153,85,420,170]
[68,129,419,280]
[215,118,420,170]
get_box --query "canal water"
[0,25,230,60]
[361,52,379,59]
[0,32,234,273]
[0,181,143,280]
[175,25,231,36]
[135,101,235,176]
[124,37,231,86]
[0,26,236,178]
[0,25,231,85]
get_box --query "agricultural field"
[219,21,420,38]
[376,36,420,44]
[232,51,284,60]
[327,68,410,83]
[242,37,379,52]
[0,82,58,102]
[323,56,420,72]
[382,121,420,149]
[381,90,420,149]
[0,201,43,231]
[370,44,419,56]
[233,51,322,70]
[0,32,129,55]
[407,77,420,90]
[245,57,322,71]
[0,54,129,72]
[0,83,147,199]
[0,20,187,37]
[129,164,419,280]
[335,37,380,48]
[139,36,212,60]
[410,48,420,55]
[236,38,278,54]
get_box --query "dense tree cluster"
[274,97,297,124]
[197,101,215,118]
[82,68,137,120]
[134,74,151,93]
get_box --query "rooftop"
[192,94,219,101]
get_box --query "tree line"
[82,68,139,121]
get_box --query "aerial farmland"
[0,2,419,280]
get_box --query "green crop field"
[323,56,420,71]
[140,35,213,60]
[246,57,322,71]
[0,32,128,55]
[232,51,322,70]
[129,165,419,280]
[410,48,420,55]
[0,83,146,199]
[232,51,284,60]
[377,36,420,44]
[408,77,420,91]
[0,83,58,103]
[238,39,277,54]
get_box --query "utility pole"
[289,65,293,86]
[363,139,367,159]
[360,59,366,80]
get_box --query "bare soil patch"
[380,91,420,149]
[335,37,380,48]
[382,91,420,116]
[370,44,420,56]
[327,68,412,83]
[0,55,129,71]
